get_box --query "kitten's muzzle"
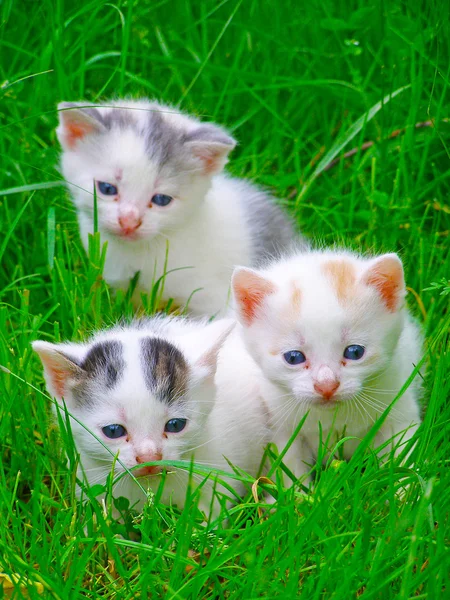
[118,206,143,236]
[134,464,163,477]
[313,366,340,400]
[134,451,163,476]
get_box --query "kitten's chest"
[103,229,238,315]
[298,404,375,455]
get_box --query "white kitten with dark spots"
[57,99,299,316]
[33,317,269,517]
[231,250,423,482]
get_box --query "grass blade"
[297,84,411,203]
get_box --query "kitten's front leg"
[272,431,313,487]
[375,416,419,463]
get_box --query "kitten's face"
[233,253,406,407]
[33,320,233,478]
[57,101,236,241]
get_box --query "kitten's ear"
[232,267,276,326]
[184,124,236,175]
[32,341,84,399]
[194,320,236,380]
[57,102,106,149]
[363,254,405,312]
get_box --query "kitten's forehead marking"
[322,259,356,305]
[81,340,125,389]
[100,109,136,131]
[97,106,188,168]
[291,284,301,312]
[145,110,182,165]
[140,337,188,404]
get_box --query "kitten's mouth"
[312,396,342,407]
[115,229,146,241]
[133,465,164,477]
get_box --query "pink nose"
[314,380,340,400]
[135,451,162,476]
[136,451,162,464]
[118,211,142,234]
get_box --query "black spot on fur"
[81,340,124,389]
[140,337,188,404]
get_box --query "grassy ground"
[1,0,449,597]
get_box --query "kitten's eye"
[343,345,365,360]
[102,424,127,439]
[283,350,306,365]
[164,418,187,433]
[152,194,173,207]
[97,181,118,196]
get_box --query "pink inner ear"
[48,363,70,397]
[234,272,275,325]
[64,122,95,148]
[192,146,225,175]
[38,350,80,397]
[364,257,404,312]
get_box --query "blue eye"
[343,345,365,360]
[283,350,306,365]
[97,181,118,195]
[102,424,127,439]
[164,418,187,433]
[152,194,173,207]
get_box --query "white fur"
[58,99,294,317]
[33,317,269,516]
[231,250,423,482]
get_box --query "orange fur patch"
[291,284,301,312]
[322,259,356,304]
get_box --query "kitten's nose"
[135,451,163,476]
[314,366,340,400]
[118,207,142,234]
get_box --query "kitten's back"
[212,175,304,265]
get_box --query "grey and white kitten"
[33,317,269,517]
[57,99,298,317]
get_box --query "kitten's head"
[232,251,406,407]
[56,100,236,241]
[33,318,234,478]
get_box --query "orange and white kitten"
[231,250,423,481]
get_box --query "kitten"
[231,250,423,482]
[32,317,269,517]
[56,99,298,317]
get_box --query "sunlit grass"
[0,0,449,597]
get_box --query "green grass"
[1,0,450,597]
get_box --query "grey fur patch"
[99,108,136,131]
[140,337,188,404]
[239,181,308,265]
[144,110,185,166]
[80,340,125,389]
